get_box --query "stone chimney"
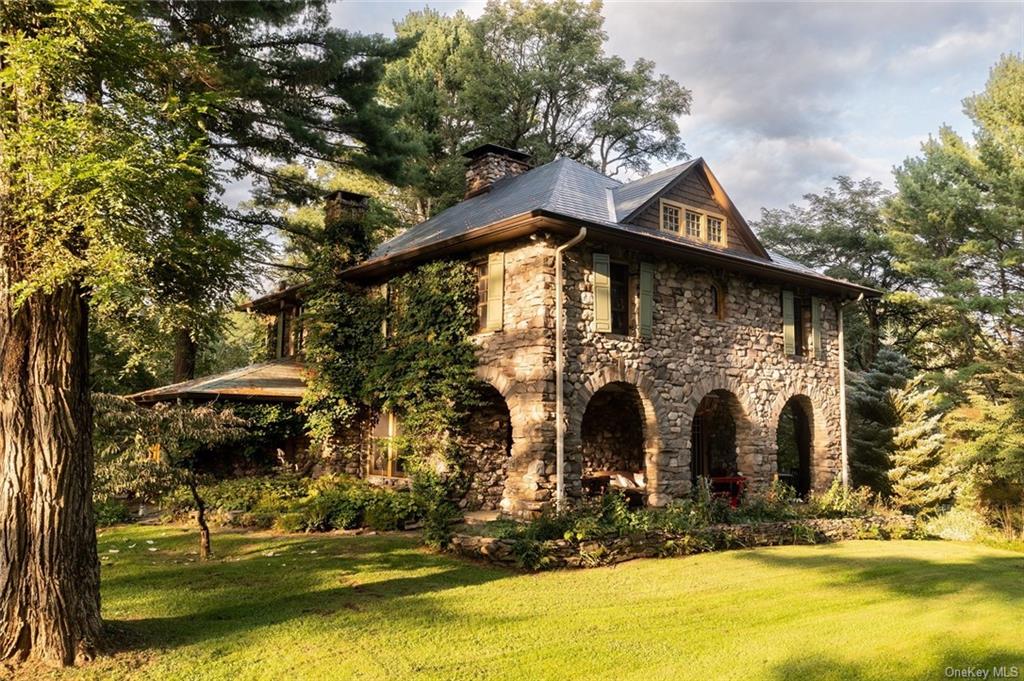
[324,189,370,228]
[463,144,532,199]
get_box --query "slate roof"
[129,358,307,404]
[358,156,874,295]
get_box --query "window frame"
[369,411,406,478]
[608,261,631,336]
[473,259,489,333]
[658,199,728,247]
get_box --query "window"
[685,210,702,238]
[369,411,406,478]
[707,217,724,244]
[661,203,680,233]
[610,263,630,335]
[475,260,489,332]
[710,284,725,320]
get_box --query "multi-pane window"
[707,217,724,244]
[710,285,725,320]
[369,411,406,478]
[685,210,702,238]
[661,204,680,233]
[475,260,489,332]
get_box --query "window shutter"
[639,262,654,337]
[782,290,796,355]
[811,296,823,359]
[486,252,504,331]
[593,253,612,333]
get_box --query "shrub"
[94,497,132,527]
[411,469,462,549]
[729,481,801,523]
[807,479,876,518]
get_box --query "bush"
[411,469,462,549]
[728,481,801,523]
[94,497,132,526]
[807,479,876,518]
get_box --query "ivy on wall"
[301,257,480,472]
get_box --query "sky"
[329,0,1024,219]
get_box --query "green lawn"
[37,525,1024,681]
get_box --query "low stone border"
[449,515,918,571]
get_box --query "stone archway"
[775,395,813,496]
[690,389,742,482]
[458,381,513,511]
[568,365,666,505]
[767,390,832,493]
[580,381,647,501]
[682,373,763,486]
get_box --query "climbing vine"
[301,258,480,472]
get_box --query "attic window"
[659,199,729,247]
[661,203,680,233]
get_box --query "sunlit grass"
[36,525,1024,680]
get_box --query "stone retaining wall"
[449,515,918,571]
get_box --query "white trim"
[659,198,727,246]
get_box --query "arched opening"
[459,383,512,511]
[776,395,813,496]
[691,390,746,503]
[580,381,647,504]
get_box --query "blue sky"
[329,0,1024,218]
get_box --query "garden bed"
[450,514,918,570]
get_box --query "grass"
[27,525,1024,681]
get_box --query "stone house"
[333,144,877,517]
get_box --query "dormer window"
[659,199,728,247]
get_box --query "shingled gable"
[615,158,770,259]
[342,154,877,298]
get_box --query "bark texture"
[0,268,102,665]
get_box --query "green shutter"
[275,309,285,358]
[782,290,796,355]
[811,296,823,359]
[486,251,504,331]
[639,262,654,338]
[593,253,611,333]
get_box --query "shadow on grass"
[733,542,1024,603]
[101,533,512,655]
[767,647,1024,681]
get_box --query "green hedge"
[162,474,422,533]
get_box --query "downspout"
[555,227,587,511]
[837,293,864,490]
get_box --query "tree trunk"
[187,478,211,560]
[172,328,197,382]
[0,275,102,665]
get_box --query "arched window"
[710,284,725,320]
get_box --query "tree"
[134,1,411,380]
[381,0,690,216]
[845,348,915,494]
[888,381,955,514]
[92,396,247,559]
[888,55,1024,369]
[754,177,920,368]
[0,1,211,664]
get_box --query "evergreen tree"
[888,381,955,514]
[846,348,915,494]
[131,1,411,381]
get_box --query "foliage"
[381,0,691,215]
[411,469,465,549]
[888,381,955,515]
[93,498,132,527]
[806,479,876,519]
[845,347,916,494]
[218,402,308,470]
[161,474,422,533]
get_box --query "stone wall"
[580,383,646,474]
[457,386,512,511]
[449,515,918,571]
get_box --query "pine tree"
[846,347,915,494]
[888,381,955,514]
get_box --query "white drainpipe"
[555,227,587,511]
[837,293,863,490]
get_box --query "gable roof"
[347,156,877,298]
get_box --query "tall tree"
[0,0,210,664]
[135,1,410,380]
[755,177,918,368]
[888,381,954,514]
[381,0,690,216]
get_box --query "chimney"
[463,144,532,199]
[324,189,370,228]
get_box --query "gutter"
[554,227,587,511]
